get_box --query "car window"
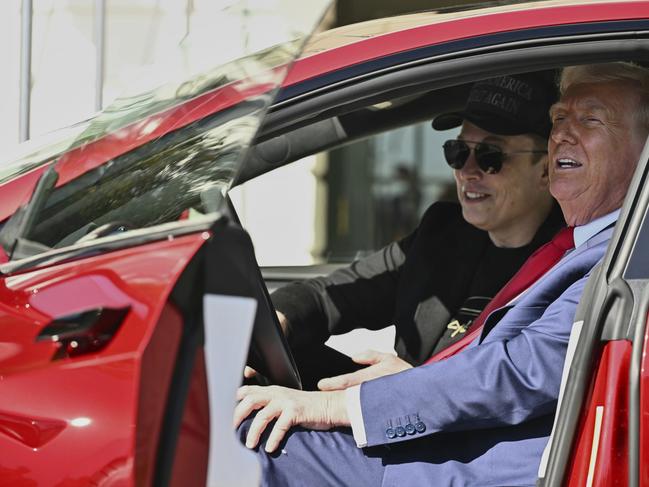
[0,1,332,265]
[231,121,459,266]
[15,56,288,255]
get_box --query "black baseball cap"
[432,72,558,138]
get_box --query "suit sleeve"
[357,271,589,447]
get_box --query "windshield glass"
[3,1,330,262]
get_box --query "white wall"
[0,0,329,153]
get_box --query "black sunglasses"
[443,139,547,174]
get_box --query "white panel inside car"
[204,294,260,487]
[537,319,584,478]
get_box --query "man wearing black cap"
[263,72,563,389]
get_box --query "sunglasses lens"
[443,140,470,169]
[475,144,504,174]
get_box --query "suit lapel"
[477,225,614,344]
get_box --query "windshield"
[2,1,330,263]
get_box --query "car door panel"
[637,301,649,485]
[565,340,631,486]
[0,234,205,485]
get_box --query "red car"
[1,1,649,485]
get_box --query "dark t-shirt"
[430,242,535,355]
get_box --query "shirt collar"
[573,209,620,249]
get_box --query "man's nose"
[550,118,578,145]
[457,152,483,179]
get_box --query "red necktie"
[424,226,575,365]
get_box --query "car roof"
[284,0,649,89]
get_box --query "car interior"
[221,36,649,484]
[101,35,649,483]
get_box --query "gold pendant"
[447,319,467,338]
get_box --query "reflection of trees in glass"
[2,39,300,189]
[29,108,261,248]
[74,40,301,146]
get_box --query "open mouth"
[464,191,490,201]
[556,158,583,169]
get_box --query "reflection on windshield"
[0,0,333,264]
[0,41,300,189]
[5,41,305,260]
[25,103,265,250]
[69,40,302,157]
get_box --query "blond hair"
[560,62,649,130]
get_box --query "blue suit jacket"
[359,227,613,487]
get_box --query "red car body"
[1,1,649,485]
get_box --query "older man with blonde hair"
[235,62,649,487]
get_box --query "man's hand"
[317,350,412,391]
[234,385,349,453]
[275,310,289,334]
[243,311,290,379]
[243,365,258,379]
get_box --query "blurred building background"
[0,0,458,269]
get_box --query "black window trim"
[274,19,649,106]
[236,31,649,186]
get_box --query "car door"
[0,3,330,486]
[538,137,649,486]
